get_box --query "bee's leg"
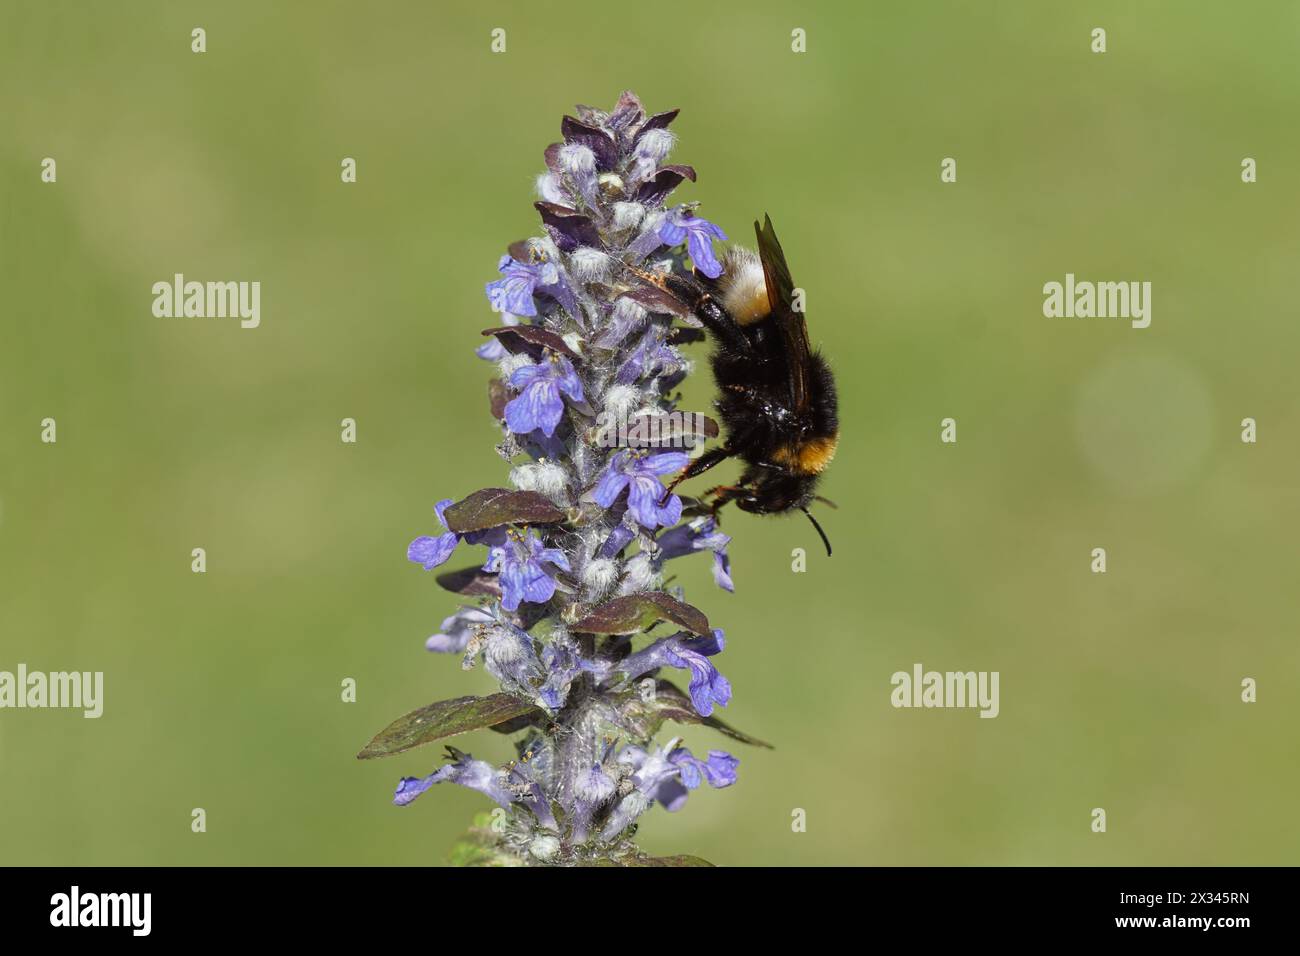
[628,264,755,356]
[703,485,746,521]
[659,445,734,505]
[693,298,756,356]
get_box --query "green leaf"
[617,680,773,749]
[443,488,567,533]
[571,592,710,637]
[356,693,540,759]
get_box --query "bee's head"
[739,471,816,515]
[738,472,832,556]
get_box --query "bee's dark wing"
[754,214,813,413]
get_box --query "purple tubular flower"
[483,530,571,612]
[537,634,583,712]
[394,750,514,808]
[427,605,493,653]
[594,296,648,349]
[629,128,675,184]
[486,254,560,317]
[669,747,739,789]
[407,499,506,570]
[593,450,689,530]
[614,745,687,812]
[609,744,735,821]
[476,313,518,361]
[407,499,459,570]
[505,353,585,438]
[625,215,668,262]
[656,516,734,591]
[616,325,680,385]
[658,207,728,279]
[619,630,731,716]
[599,524,636,558]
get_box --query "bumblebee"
[646,215,839,554]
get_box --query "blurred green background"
[2,0,1298,866]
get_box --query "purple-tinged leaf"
[571,592,710,637]
[608,90,646,136]
[543,142,565,174]
[573,103,608,126]
[443,487,567,533]
[560,116,619,170]
[620,285,690,318]
[356,693,539,759]
[633,109,680,147]
[487,710,544,735]
[534,201,603,251]
[435,565,501,597]
[481,325,582,362]
[636,165,696,205]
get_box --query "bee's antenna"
[813,495,839,510]
[800,507,833,557]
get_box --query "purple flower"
[483,530,571,612]
[505,353,585,438]
[537,634,584,712]
[617,744,689,812]
[630,128,675,184]
[616,324,681,385]
[600,741,737,837]
[619,630,731,716]
[394,748,514,808]
[594,296,648,350]
[477,313,518,361]
[485,254,559,317]
[593,450,689,530]
[669,747,738,789]
[426,605,494,653]
[407,499,506,571]
[656,516,734,591]
[599,524,636,558]
[658,207,728,279]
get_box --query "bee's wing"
[755,214,813,413]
